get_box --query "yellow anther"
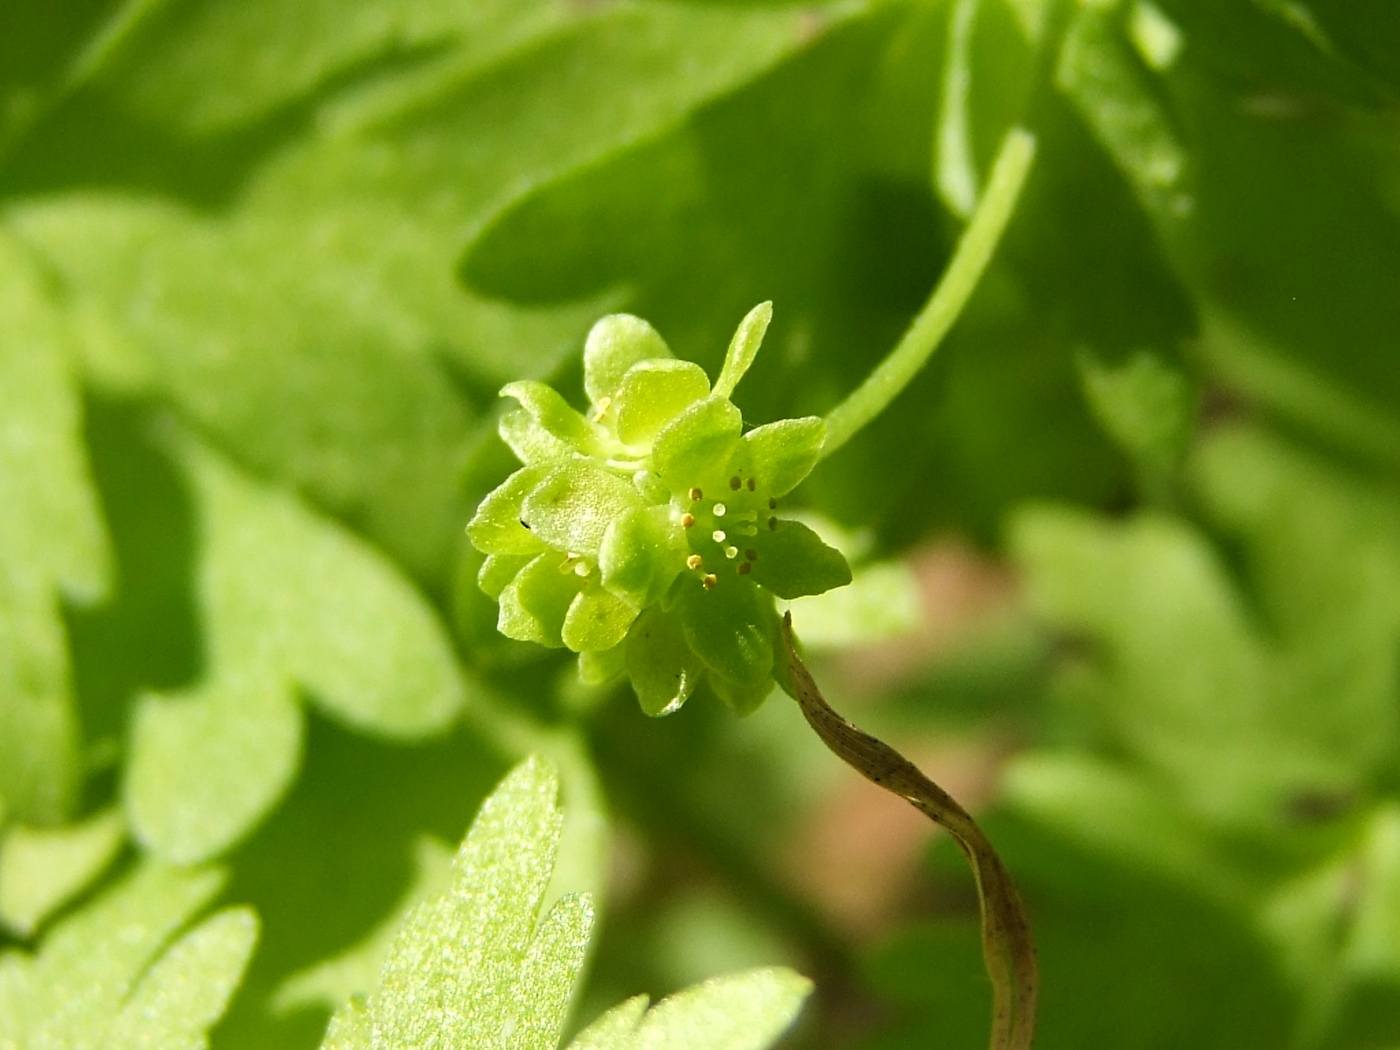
[729,476,742,490]
[689,487,703,501]
[712,530,726,543]
[713,503,726,517]
[686,554,703,571]
[681,513,696,528]
[725,546,739,559]
[702,573,718,590]
[591,396,612,422]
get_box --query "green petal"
[714,301,772,399]
[678,576,774,687]
[578,645,626,686]
[750,519,852,599]
[614,360,711,448]
[599,505,683,609]
[562,587,639,652]
[710,673,773,716]
[501,552,582,648]
[498,406,577,466]
[625,606,705,717]
[466,466,549,555]
[651,397,743,493]
[477,552,533,600]
[583,314,672,404]
[500,380,606,457]
[522,460,643,556]
[737,417,825,497]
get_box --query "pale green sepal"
[466,466,549,555]
[523,461,645,557]
[502,380,607,457]
[625,607,705,716]
[498,569,553,647]
[599,506,683,609]
[0,808,124,937]
[711,673,773,717]
[513,553,584,649]
[737,417,825,497]
[614,360,711,448]
[678,578,773,687]
[714,301,773,399]
[584,314,672,404]
[478,553,533,601]
[750,520,852,599]
[500,406,579,466]
[578,645,626,686]
[321,997,371,1050]
[652,397,744,493]
[563,588,640,653]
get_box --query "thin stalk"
[821,128,1037,459]
[778,614,1039,1050]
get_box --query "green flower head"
[467,303,851,716]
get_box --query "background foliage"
[3,0,1400,1046]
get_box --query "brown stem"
[778,613,1039,1050]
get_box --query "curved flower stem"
[778,614,1039,1050]
[820,127,1037,459]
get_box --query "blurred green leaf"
[0,860,255,1049]
[0,807,124,938]
[126,434,467,863]
[0,231,110,824]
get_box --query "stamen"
[735,525,758,537]
[712,530,727,544]
[729,476,742,490]
[725,546,739,559]
[689,487,703,501]
[768,498,778,509]
[737,562,752,575]
[681,513,696,528]
[768,518,778,530]
[713,503,727,517]
[747,478,757,491]
[591,396,612,422]
[703,573,718,590]
[686,554,703,571]
[745,549,758,561]
[574,561,591,577]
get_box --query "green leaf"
[467,465,551,556]
[1076,349,1194,477]
[1056,3,1192,221]
[585,314,673,405]
[651,398,744,494]
[565,968,811,1050]
[320,756,593,1050]
[0,808,125,938]
[10,198,478,582]
[522,461,644,557]
[0,860,254,1049]
[0,233,111,825]
[713,302,772,400]
[625,606,706,717]
[126,435,468,863]
[614,360,712,449]
[127,674,304,867]
[599,506,684,610]
[1009,503,1361,827]
[736,418,825,499]
[749,520,852,600]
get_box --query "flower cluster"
[466,304,851,715]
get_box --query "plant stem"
[778,614,1039,1050]
[820,127,1037,459]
